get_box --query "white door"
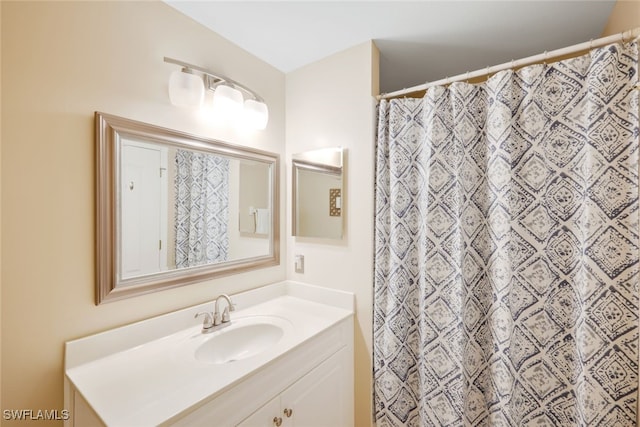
[121,140,167,279]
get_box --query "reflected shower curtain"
[175,150,230,268]
[374,41,639,426]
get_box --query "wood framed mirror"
[96,112,279,304]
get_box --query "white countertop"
[65,281,354,426]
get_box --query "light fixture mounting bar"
[164,57,264,103]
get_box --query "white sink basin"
[191,316,290,364]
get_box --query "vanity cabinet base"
[167,317,354,427]
[65,389,105,427]
[64,283,355,427]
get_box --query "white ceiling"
[165,1,617,94]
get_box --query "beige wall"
[286,41,379,426]
[1,2,285,425]
[601,0,640,36]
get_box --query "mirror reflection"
[120,141,271,279]
[292,147,344,239]
[97,112,279,304]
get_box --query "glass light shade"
[242,99,269,130]
[211,84,244,121]
[168,70,205,108]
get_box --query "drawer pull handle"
[284,408,293,417]
[273,416,283,426]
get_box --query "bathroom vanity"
[64,281,354,426]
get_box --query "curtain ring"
[465,71,470,83]
[543,51,548,66]
[589,38,594,50]
[510,59,515,71]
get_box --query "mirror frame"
[96,112,280,304]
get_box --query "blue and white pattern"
[175,149,229,269]
[374,42,639,426]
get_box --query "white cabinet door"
[237,396,281,427]
[237,349,350,427]
[281,349,349,427]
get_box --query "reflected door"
[121,141,168,279]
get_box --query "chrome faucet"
[213,294,236,326]
[194,294,236,333]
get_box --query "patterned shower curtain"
[175,149,230,268]
[374,41,639,426]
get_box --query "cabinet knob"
[283,408,293,418]
[273,416,283,426]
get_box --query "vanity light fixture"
[242,98,270,130]
[164,57,269,130]
[210,82,244,121]
[168,67,205,108]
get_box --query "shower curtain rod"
[378,26,640,100]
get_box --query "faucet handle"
[223,299,237,322]
[214,294,236,325]
[221,306,234,322]
[195,312,214,330]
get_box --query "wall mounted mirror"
[96,112,279,304]
[292,147,344,239]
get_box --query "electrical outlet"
[295,254,304,273]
